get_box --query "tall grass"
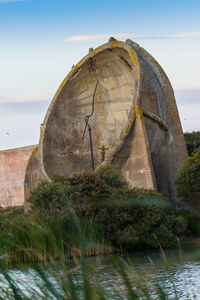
[0,209,112,267]
[0,165,193,299]
[0,196,183,299]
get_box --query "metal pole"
[88,127,95,171]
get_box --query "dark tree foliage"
[176,148,200,213]
[184,131,200,156]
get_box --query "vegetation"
[0,165,198,299]
[28,165,187,250]
[0,165,188,268]
[95,164,128,189]
[184,131,200,156]
[0,195,186,299]
[0,206,108,267]
[176,148,200,214]
[0,250,182,299]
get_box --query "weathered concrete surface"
[130,40,188,199]
[24,145,43,212]
[25,38,188,202]
[40,43,140,179]
[0,145,35,207]
[112,105,157,190]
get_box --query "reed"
[0,167,193,298]
[0,204,181,299]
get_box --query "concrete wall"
[20,38,188,209]
[24,145,43,212]
[0,145,35,207]
[1,39,188,209]
[40,45,140,179]
[30,39,187,201]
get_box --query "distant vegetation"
[184,131,200,156]
[176,147,200,215]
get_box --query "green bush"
[28,180,69,214]
[86,199,186,249]
[95,165,128,189]
[28,166,187,250]
[176,148,200,213]
[54,172,111,203]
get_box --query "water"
[86,246,200,299]
[1,244,200,299]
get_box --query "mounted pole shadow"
[82,80,99,171]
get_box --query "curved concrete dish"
[39,41,141,179]
[24,39,188,203]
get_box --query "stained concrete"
[18,39,188,208]
[2,39,187,208]
[24,145,43,212]
[0,145,35,207]
[41,46,140,178]
[30,39,187,202]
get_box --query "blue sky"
[0,0,200,150]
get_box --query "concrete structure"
[24,38,188,203]
[1,38,188,208]
[0,145,35,207]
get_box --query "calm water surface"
[1,245,200,299]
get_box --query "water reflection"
[1,246,200,299]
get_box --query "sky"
[0,0,200,150]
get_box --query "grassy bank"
[0,204,188,299]
[0,203,193,300]
[0,207,112,267]
[0,166,189,267]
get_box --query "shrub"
[28,166,187,250]
[95,165,128,189]
[53,172,112,204]
[87,198,187,249]
[28,180,69,214]
[176,148,200,213]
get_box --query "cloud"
[173,32,200,38]
[62,33,163,42]
[0,89,54,104]
[63,32,200,42]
